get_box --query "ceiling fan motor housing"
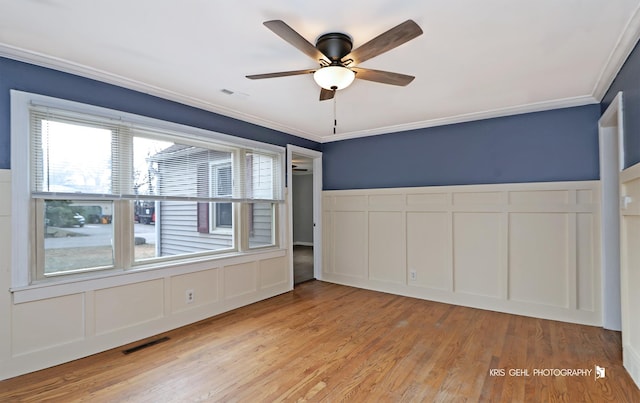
[316,33,353,63]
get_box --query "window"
[249,202,276,248]
[210,161,232,230]
[42,199,114,275]
[12,91,284,285]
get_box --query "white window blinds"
[30,107,284,203]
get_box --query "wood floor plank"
[0,280,639,402]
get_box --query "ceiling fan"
[246,19,423,101]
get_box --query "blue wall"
[322,105,601,190]
[601,40,640,169]
[1,56,605,190]
[0,57,320,169]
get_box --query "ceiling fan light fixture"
[313,66,356,90]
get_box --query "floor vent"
[122,336,170,355]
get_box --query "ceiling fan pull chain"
[333,94,337,134]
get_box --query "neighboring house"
[151,144,276,257]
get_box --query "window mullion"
[238,203,247,252]
[33,199,45,281]
[237,150,247,252]
[114,200,133,269]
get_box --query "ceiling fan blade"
[319,88,335,101]
[263,20,329,63]
[246,69,316,80]
[343,20,423,65]
[351,67,415,86]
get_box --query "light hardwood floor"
[1,281,639,402]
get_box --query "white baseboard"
[623,346,640,390]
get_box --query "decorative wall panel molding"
[323,181,601,326]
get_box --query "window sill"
[208,228,233,235]
[11,247,287,304]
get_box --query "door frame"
[286,145,323,288]
[598,91,624,330]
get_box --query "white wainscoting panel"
[369,211,405,284]
[323,181,601,326]
[621,164,640,388]
[94,280,165,335]
[223,262,258,299]
[259,257,289,289]
[453,212,503,298]
[509,213,569,308]
[333,211,367,279]
[12,293,85,355]
[171,269,220,314]
[322,199,334,275]
[0,172,9,216]
[407,212,451,291]
[577,213,596,311]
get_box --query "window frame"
[10,90,285,289]
[209,160,233,233]
[36,198,118,281]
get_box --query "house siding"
[159,202,233,256]
[155,149,278,254]
[156,149,233,255]
[249,203,274,247]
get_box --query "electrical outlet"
[409,270,417,281]
[186,289,195,304]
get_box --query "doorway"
[598,91,624,331]
[292,156,314,284]
[287,145,322,288]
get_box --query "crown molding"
[322,95,599,143]
[0,43,326,144]
[592,4,640,100]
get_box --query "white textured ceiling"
[1,1,640,143]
